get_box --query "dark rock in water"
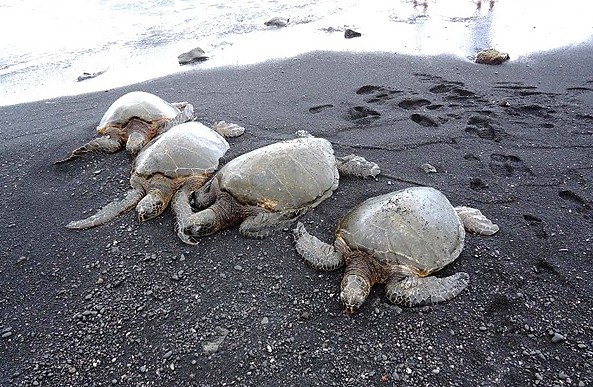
[344,29,362,39]
[76,70,106,82]
[265,17,289,27]
[178,47,209,65]
[475,48,510,65]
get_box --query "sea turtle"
[175,137,380,244]
[56,91,195,163]
[66,121,232,229]
[293,186,499,314]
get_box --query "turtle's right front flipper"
[293,222,344,271]
[54,136,122,164]
[67,188,144,229]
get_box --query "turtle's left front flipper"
[455,206,499,235]
[293,222,344,271]
[54,136,122,164]
[67,189,144,229]
[385,271,470,307]
[336,154,380,178]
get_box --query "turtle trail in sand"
[175,137,380,244]
[66,121,238,229]
[293,186,499,314]
[55,91,245,163]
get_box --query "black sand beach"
[1,45,592,386]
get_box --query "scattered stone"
[264,17,289,27]
[344,29,361,39]
[551,332,565,343]
[140,365,147,373]
[77,70,106,82]
[178,47,209,65]
[16,256,28,265]
[202,326,229,354]
[475,48,510,65]
[2,331,13,339]
[261,317,269,324]
[300,311,311,320]
[234,265,243,271]
[420,163,437,173]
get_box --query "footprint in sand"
[469,177,489,191]
[347,106,381,120]
[523,214,548,239]
[309,104,334,114]
[397,97,432,110]
[489,154,533,177]
[465,114,506,142]
[429,83,475,100]
[558,190,593,222]
[410,113,439,127]
[356,85,402,104]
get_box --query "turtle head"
[137,192,166,222]
[183,209,218,238]
[126,131,147,155]
[340,273,370,314]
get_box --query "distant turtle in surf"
[56,91,195,163]
[66,121,233,229]
[293,187,499,314]
[176,137,380,244]
[475,48,510,65]
[264,17,289,27]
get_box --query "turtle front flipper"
[54,136,122,164]
[172,185,204,245]
[293,222,344,271]
[239,207,307,239]
[336,154,380,178]
[385,271,470,307]
[67,188,144,229]
[455,206,499,235]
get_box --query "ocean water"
[1,0,591,106]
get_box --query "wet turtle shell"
[337,186,465,273]
[133,121,229,179]
[215,137,339,211]
[97,91,182,134]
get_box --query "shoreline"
[1,47,592,386]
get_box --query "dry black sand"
[1,45,592,386]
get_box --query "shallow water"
[0,0,591,106]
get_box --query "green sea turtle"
[67,121,232,229]
[175,137,380,244]
[293,186,499,314]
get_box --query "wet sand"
[1,44,592,386]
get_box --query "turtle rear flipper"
[385,272,469,307]
[336,154,380,178]
[455,206,499,235]
[211,121,245,138]
[55,136,122,164]
[293,222,344,271]
[239,208,308,239]
[66,189,144,229]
